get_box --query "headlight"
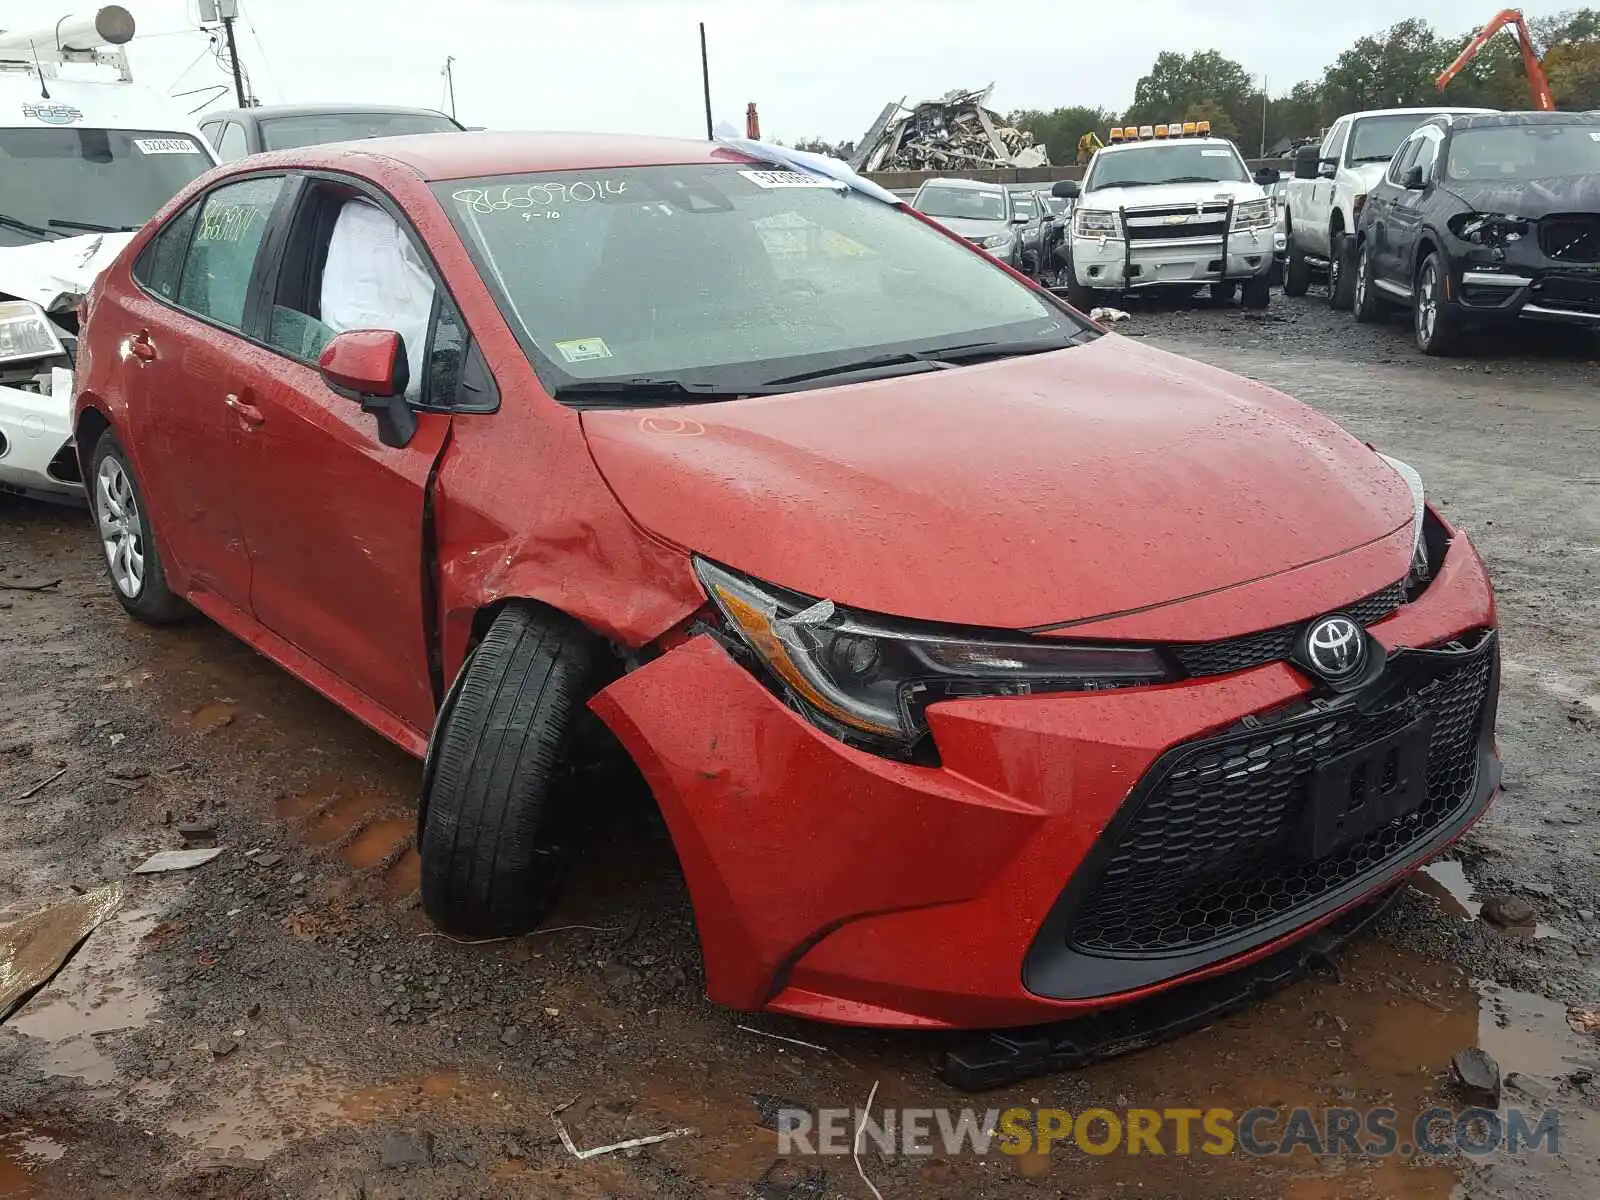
[695,559,1173,754]
[981,231,1015,250]
[1231,198,1274,231]
[1074,208,1120,237]
[1377,453,1429,581]
[0,300,65,366]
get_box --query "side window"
[176,175,285,330]
[1387,137,1423,185]
[199,121,222,150]
[132,201,202,301]
[1323,120,1349,164]
[1413,135,1440,183]
[217,122,248,162]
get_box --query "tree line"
[1007,10,1600,163]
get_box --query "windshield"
[1445,124,1600,182]
[436,163,1084,400]
[1008,191,1037,220]
[0,128,211,247]
[1084,143,1249,189]
[914,184,1006,222]
[260,111,458,151]
[1347,115,1444,164]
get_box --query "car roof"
[1447,110,1600,131]
[203,103,459,124]
[242,130,745,181]
[1343,107,1496,121]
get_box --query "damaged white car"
[0,6,217,505]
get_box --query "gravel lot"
[1,286,1597,1199]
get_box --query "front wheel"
[1327,232,1356,310]
[1283,231,1311,297]
[1413,252,1463,356]
[1210,281,1239,305]
[88,431,187,625]
[1352,240,1387,324]
[419,605,602,937]
[1060,250,1099,312]
[1241,274,1272,310]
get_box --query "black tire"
[1210,281,1239,305]
[1283,229,1311,297]
[1327,231,1356,310]
[1062,250,1098,313]
[420,604,602,937]
[1241,274,1272,310]
[87,430,187,625]
[1413,251,1463,356]
[1352,238,1387,324]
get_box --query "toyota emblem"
[1305,615,1365,680]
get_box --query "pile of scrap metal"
[851,85,1049,172]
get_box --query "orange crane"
[1436,8,1556,110]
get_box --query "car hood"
[1081,179,1266,211]
[0,232,135,313]
[579,336,1413,630]
[924,215,1011,240]
[1443,175,1600,220]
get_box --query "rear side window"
[133,201,202,300]
[177,176,285,329]
[217,122,248,162]
[1323,120,1349,163]
[1387,137,1423,185]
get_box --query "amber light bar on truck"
[1107,120,1212,142]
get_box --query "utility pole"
[221,12,247,108]
[699,22,713,139]
[1260,74,1269,159]
[199,0,249,107]
[443,56,457,121]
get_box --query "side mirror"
[1254,167,1281,186]
[318,329,417,449]
[1403,165,1425,190]
[1052,179,1081,200]
[1011,213,1031,224]
[1293,144,1321,179]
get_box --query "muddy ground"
[2,286,1599,1199]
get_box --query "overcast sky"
[6,0,1579,141]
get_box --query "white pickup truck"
[1283,106,1492,309]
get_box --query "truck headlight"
[0,300,65,366]
[696,558,1173,754]
[1231,199,1274,231]
[1074,208,1120,237]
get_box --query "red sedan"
[71,133,1500,1038]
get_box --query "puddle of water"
[304,792,395,846]
[9,908,159,1084]
[339,816,413,871]
[384,848,422,899]
[0,1130,65,1200]
[187,700,240,733]
[1413,860,1478,920]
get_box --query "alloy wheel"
[96,455,145,598]
[1417,263,1439,347]
[1328,244,1341,293]
[1355,246,1368,310]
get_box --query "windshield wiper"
[764,335,1081,387]
[49,218,138,233]
[0,212,61,240]
[1349,155,1393,164]
[553,377,777,407]
[1159,176,1228,184]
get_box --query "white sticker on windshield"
[1590,132,1600,141]
[1199,149,1232,157]
[134,137,201,155]
[554,337,613,363]
[739,170,834,189]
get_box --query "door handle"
[129,331,156,362]
[225,394,265,427]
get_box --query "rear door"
[223,177,466,734]
[114,173,291,609]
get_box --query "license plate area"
[1302,716,1434,859]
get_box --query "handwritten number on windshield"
[452,179,627,214]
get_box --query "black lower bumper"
[1457,267,1600,325]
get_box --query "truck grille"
[1124,203,1231,242]
[1066,632,1496,957]
[1539,215,1600,263]
[1170,582,1406,678]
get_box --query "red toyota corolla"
[71,133,1499,1037]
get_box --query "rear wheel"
[1327,231,1356,310]
[1241,274,1272,310]
[88,431,187,625]
[1352,239,1387,324]
[419,604,603,937]
[1413,251,1463,356]
[1283,229,1311,297]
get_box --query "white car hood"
[1081,179,1267,211]
[0,232,135,313]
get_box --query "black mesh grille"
[1533,274,1600,313]
[1540,215,1600,263]
[1067,635,1495,957]
[1170,582,1406,678]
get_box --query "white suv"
[1052,135,1277,310]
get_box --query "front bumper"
[590,526,1498,1030]
[1454,265,1600,326]
[1072,228,1275,290]
[0,374,84,506]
